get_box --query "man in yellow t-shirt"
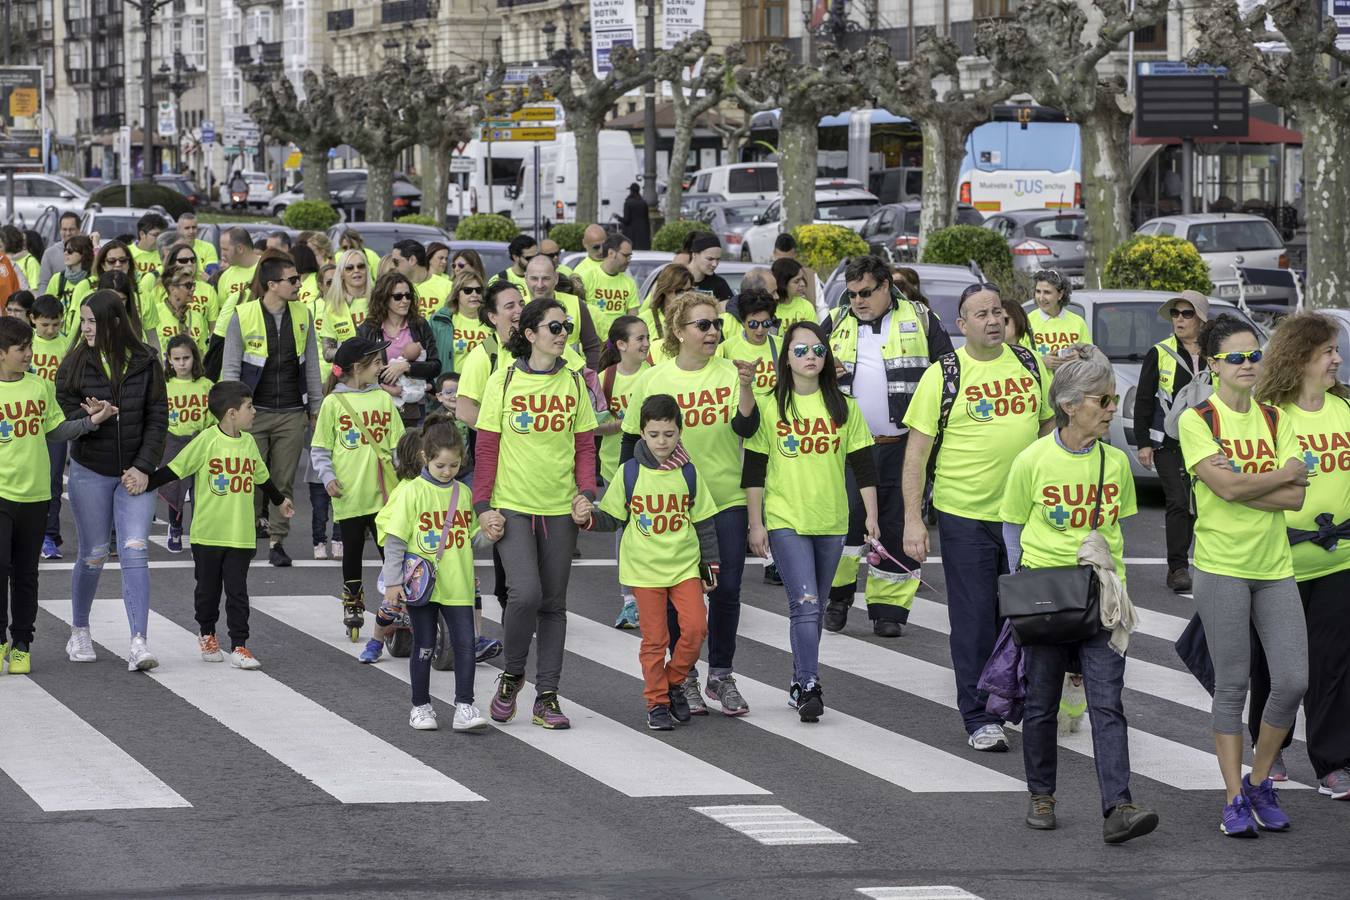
[129,212,168,282]
[176,212,220,273]
[212,226,260,339]
[524,254,602,369]
[901,282,1053,751]
[390,239,452,321]
[579,233,640,341]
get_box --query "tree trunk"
[918,117,967,247]
[1078,102,1133,287]
[300,143,330,201]
[779,112,817,231]
[1300,105,1350,309]
[573,117,601,227]
[665,103,694,222]
[429,140,452,230]
[365,159,395,223]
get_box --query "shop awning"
[1132,118,1302,146]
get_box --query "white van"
[512,130,638,231]
[687,163,779,203]
[446,139,534,222]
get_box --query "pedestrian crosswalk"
[3,589,1314,819]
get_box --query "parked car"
[859,201,984,264]
[984,209,1086,283]
[1135,213,1293,305]
[269,169,367,219]
[678,192,727,218]
[686,163,779,203]
[79,177,113,194]
[330,173,423,222]
[0,173,89,227]
[741,184,880,262]
[327,222,453,260]
[217,171,274,210]
[153,174,207,209]
[638,260,762,302]
[79,205,169,243]
[700,201,772,260]
[560,250,673,291]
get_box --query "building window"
[741,0,787,64]
[1134,20,1167,52]
[973,0,1016,19]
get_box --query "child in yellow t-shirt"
[29,295,71,561]
[161,335,215,552]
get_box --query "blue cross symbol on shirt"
[1303,450,1319,471]
[1049,505,1070,527]
[423,529,440,551]
[783,434,801,453]
[1037,344,1050,355]
[344,427,360,445]
[455,338,467,351]
[0,420,12,439]
[513,410,533,431]
[213,473,229,493]
[168,409,179,424]
[975,397,995,417]
[637,513,653,530]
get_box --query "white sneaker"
[314,542,330,560]
[65,626,97,663]
[330,540,343,560]
[409,703,438,730]
[230,647,262,670]
[127,635,159,672]
[453,702,489,733]
[968,723,1009,752]
[198,634,224,662]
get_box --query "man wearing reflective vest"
[824,255,953,636]
[221,255,323,568]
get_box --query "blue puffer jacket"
[978,619,1026,724]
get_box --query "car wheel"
[272,205,285,218]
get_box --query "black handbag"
[998,443,1106,647]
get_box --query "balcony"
[234,42,284,67]
[68,67,91,85]
[233,0,282,9]
[92,113,122,130]
[382,0,433,23]
[328,9,354,30]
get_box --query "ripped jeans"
[768,530,845,687]
[68,459,156,638]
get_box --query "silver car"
[1135,213,1292,305]
[700,201,771,262]
[984,209,1086,284]
[0,174,90,228]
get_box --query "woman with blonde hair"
[1253,311,1350,798]
[637,264,694,365]
[320,247,373,360]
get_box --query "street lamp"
[159,50,195,173]
[542,20,557,58]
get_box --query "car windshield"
[627,257,669,287]
[356,229,449,257]
[1187,220,1283,253]
[89,216,142,239]
[721,206,766,226]
[1025,217,1085,241]
[817,199,878,221]
[727,168,777,193]
[1092,299,1264,362]
[902,209,921,232]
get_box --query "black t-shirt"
[692,273,732,303]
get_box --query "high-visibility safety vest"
[1150,334,1206,444]
[234,299,310,398]
[828,299,931,430]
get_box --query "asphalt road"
[2,482,1347,900]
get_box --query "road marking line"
[0,676,192,812]
[691,804,854,845]
[544,601,1023,793]
[255,596,768,799]
[40,599,485,804]
[856,888,983,900]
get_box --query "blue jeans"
[309,481,338,545]
[1023,628,1133,816]
[769,530,844,687]
[668,505,748,677]
[937,510,1009,734]
[45,440,66,542]
[409,603,475,705]
[68,459,156,638]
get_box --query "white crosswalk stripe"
[856,888,984,900]
[691,804,854,845]
[39,600,485,804]
[0,676,191,812]
[253,595,769,799]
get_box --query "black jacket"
[356,317,442,417]
[1132,342,1204,451]
[620,193,651,250]
[57,343,168,477]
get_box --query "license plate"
[1069,275,1085,288]
[1243,284,1269,297]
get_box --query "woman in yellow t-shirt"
[1029,268,1091,370]
[1179,313,1308,837]
[474,298,599,731]
[636,263,693,366]
[744,320,877,722]
[319,248,373,361]
[1253,312,1350,797]
[769,258,818,331]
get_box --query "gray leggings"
[498,510,578,694]
[1192,570,1308,735]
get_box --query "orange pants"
[633,579,708,707]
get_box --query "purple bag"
[978,619,1026,725]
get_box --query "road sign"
[201,119,215,145]
[480,126,557,142]
[514,107,556,122]
[450,156,475,174]
[157,101,176,138]
[1136,75,1249,139]
[1135,61,1228,77]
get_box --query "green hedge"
[89,183,192,219]
[791,224,868,278]
[1102,234,1214,294]
[920,224,1013,288]
[454,213,519,242]
[283,200,341,231]
[548,223,586,252]
[395,213,440,227]
[652,219,712,253]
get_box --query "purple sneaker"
[1243,773,1291,831]
[1220,793,1259,838]
[490,673,522,723]
[531,692,571,730]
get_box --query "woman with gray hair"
[998,347,1159,844]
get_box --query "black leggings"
[409,603,476,706]
[338,514,381,587]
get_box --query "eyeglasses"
[174,255,196,265]
[283,275,302,285]
[1169,308,1197,320]
[390,290,413,301]
[744,318,778,331]
[792,343,828,359]
[171,281,195,290]
[1083,393,1121,408]
[844,283,887,302]
[344,263,366,272]
[104,256,129,267]
[460,285,482,295]
[586,244,603,253]
[959,282,1001,301]
[543,320,576,336]
[682,318,723,333]
[1212,350,1263,365]
[452,259,468,269]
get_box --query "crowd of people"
[0,209,1345,845]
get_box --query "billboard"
[590,0,636,76]
[0,66,43,167]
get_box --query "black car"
[153,174,207,209]
[331,174,423,222]
[858,201,984,263]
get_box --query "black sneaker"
[1103,802,1159,844]
[256,519,270,540]
[1166,568,1192,593]
[797,682,824,723]
[668,684,691,724]
[647,704,675,731]
[763,562,783,586]
[873,619,903,638]
[824,600,850,633]
[269,543,292,567]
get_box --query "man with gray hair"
[901,282,1054,752]
[523,253,602,368]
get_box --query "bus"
[958,121,1082,213]
[744,107,923,200]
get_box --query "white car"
[740,184,880,263]
[0,174,89,228]
[686,163,779,203]
[1135,213,1293,306]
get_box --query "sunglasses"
[171,281,194,290]
[452,259,468,269]
[1083,393,1121,408]
[792,343,828,359]
[844,283,887,301]
[344,263,366,272]
[543,320,576,336]
[282,275,302,285]
[544,251,560,260]
[1212,350,1263,365]
[1169,308,1197,320]
[174,255,196,265]
[745,318,778,331]
[104,256,129,267]
[683,318,723,333]
[959,282,1001,301]
[390,290,413,301]
[460,285,482,295]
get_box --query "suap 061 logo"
[509,391,578,434]
[965,375,1038,423]
[775,417,840,458]
[207,457,258,496]
[415,508,472,555]
[0,398,47,443]
[631,491,692,536]
[338,408,395,449]
[1039,482,1121,531]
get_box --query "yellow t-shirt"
[774,296,818,331]
[904,345,1053,521]
[1281,394,1350,581]
[312,387,406,520]
[475,364,598,516]
[129,244,162,281]
[1179,394,1299,580]
[583,268,640,341]
[376,476,479,606]
[718,331,778,397]
[1028,308,1091,356]
[318,297,370,346]
[598,461,716,588]
[30,334,68,384]
[213,264,258,336]
[168,427,269,549]
[153,303,209,356]
[0,373,65,502]
[166,376,215,437]
[598,362,649,482]
[414,274,452,322]
[449,312,492,375]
